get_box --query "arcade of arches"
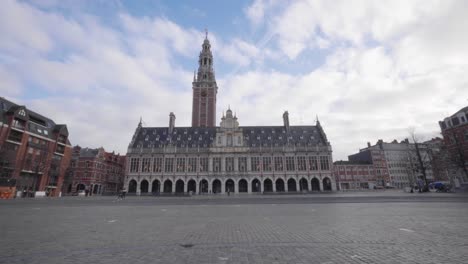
[126,176,334,194]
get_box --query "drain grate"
[180,243,194,248]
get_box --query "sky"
[1,0,468,160]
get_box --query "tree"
[409,129,430,191]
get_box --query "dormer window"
[145,136,149,141]
[250,131,254,134]
[184,130,187,134]
[18,109,26,116]
[272,130,275,134]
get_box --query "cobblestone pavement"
[1,194,467,263]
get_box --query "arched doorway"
[275,178,285,192]
[152,180,160,194]
[323,177,332,191]
[252,178,261,192]
[175,179,185,193]
[188,179,196,193]
[239,179,248,193]
[199,179,208,194]
[264,179,273,192]
[76,184,85,192]
[212,179,221,194]
[226,179,235,193]
[140,180,149,194]
[287,178,297,192]
[299,178,308,191]
[311,178,320,191]
[163,180,172,193]
[128,180,137,193]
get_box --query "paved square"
[1,194,467,264]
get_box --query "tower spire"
[191,28,218,128]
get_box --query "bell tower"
[191,31,218,127]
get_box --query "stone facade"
[125,35,336,195]
[126,110,335,195]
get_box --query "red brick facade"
[192,87,217,127]
[0,98,72,197]
[64,146,126,195]
[439,107,468,183]
[333,162,378,190]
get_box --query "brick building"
[349,139,434,188]
[439,106,468,185]
[333,161,377,190]
[125,35,336,195]
[0,97,72,197]
[64,146,126,195]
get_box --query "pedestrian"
[121,187,126,199]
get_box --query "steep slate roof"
[79,148,101,158]
[129,125,328,149]
[1,97,70,143]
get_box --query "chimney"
[283,111,290,132]
[367,142,371,148]
[377,139,383,149]
[169,112,176,134]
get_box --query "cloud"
[2,0,468,162]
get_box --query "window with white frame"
[142,157,151,172]
[263,157,272,171]
[286,157,295,171]
[274,156,283,171]
[297,156,307,171]
[164,158,174,172]
[225,157,234,172]
[176,157,185,172]
[213,157,221,172]
[187,157,197,172]
[153,157,163,172]
[251,157,260,171]
[238,157,247,172]
[308,156,318,170]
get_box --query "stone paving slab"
[1,199,467,263]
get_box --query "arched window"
[204,58,207,65]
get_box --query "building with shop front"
[63,146,126,195]
[0,97,72,197]
[349,139,434,188]
[124,35,336,195]
[439,106,468,186]
[333,160,377,190]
